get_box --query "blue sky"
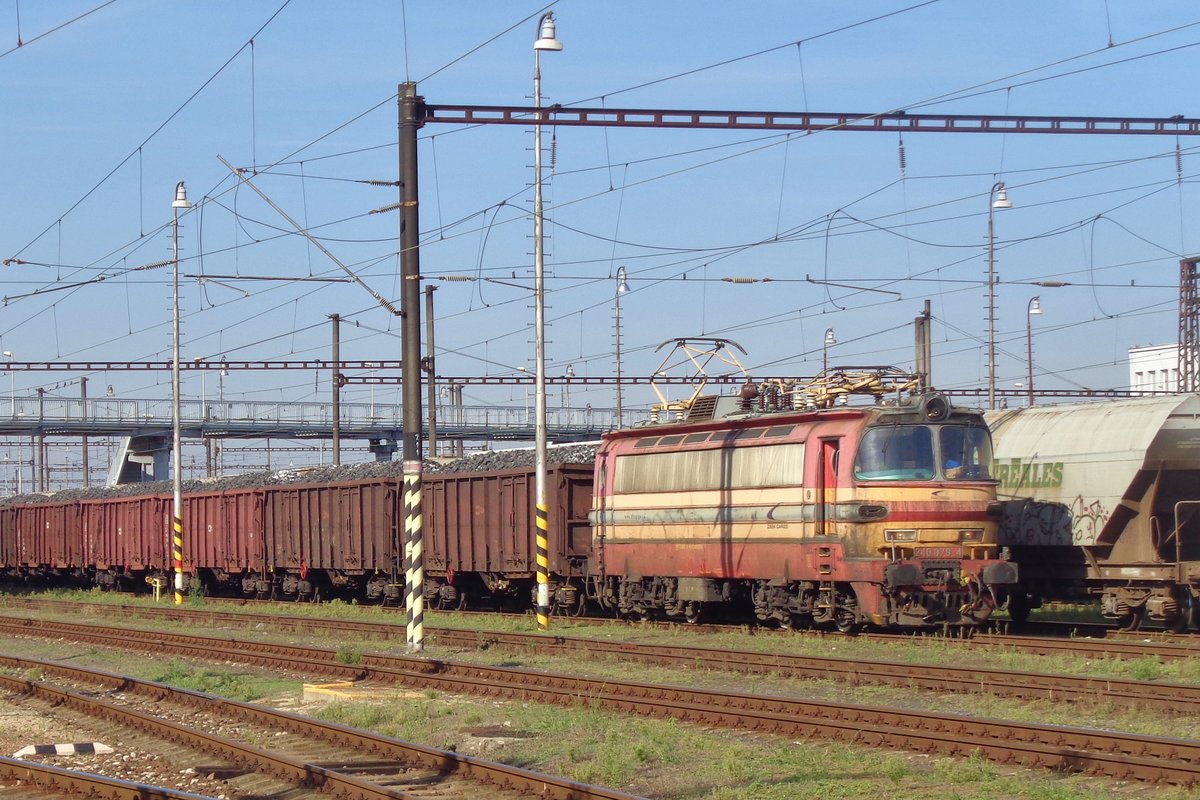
[2,1,1198,438]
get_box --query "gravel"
[0,443,599,507]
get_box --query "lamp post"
[1026,296,1042,407]
[3,351,12,418]
[614,265,629,425]
[171,181,191,605]
[563,363,575,412]
[986,181,1012,410]
[822,328,836,374]
[533,11,562,633]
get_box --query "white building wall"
[1129,344,1178,394]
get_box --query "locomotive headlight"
[959,528,984,542]
[884,529,918,543]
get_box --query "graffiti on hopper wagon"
[1068,495,1110,545]
[994,458,1063,490]
[1002,494,1110,547]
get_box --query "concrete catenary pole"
[532,11,562,633]
[330,313,341,466]
[399,82,426,653]
[425,286,437,458]
[80,377,89,488]
[171,181,191,605]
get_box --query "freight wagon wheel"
[1117,606,1144,632]
[1002,591,1030,624]
[1168,590,1196,634]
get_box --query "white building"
[1129,344,1178,394]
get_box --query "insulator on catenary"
[898,138,907,177]
[550,136,557,170]
[1177,143,1184,182]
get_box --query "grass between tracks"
[16,588,1200,688]
[6,636,1154,800]
[6,590,1200,798]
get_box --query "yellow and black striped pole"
[172,513,184,605]
[535,501,550,630]
[404,462,425,652]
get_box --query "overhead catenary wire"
[4,6,1195,429]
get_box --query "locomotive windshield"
[854,424,992,482]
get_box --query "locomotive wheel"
[1117,606,1144,631]
[778,613,813,631]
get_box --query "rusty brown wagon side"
[10,500,81,577]
[183,488,265,596]
[80,494,169,590]
[421,463,596,613]
[262,477,401,602]
[0,505,14,572]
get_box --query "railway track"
[0,652,642,800]
[2,614,1199,786]
[7,594,1198,662]
[4,599,1197,711]
[0,756,215,799]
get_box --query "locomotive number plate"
[914,546,963,559]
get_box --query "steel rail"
[0,669,423,799]
[0,649,641,800]
[8,600,1195,713]
[3,615,1199,785]
[10,595,1197,661]
[0,755,213,799]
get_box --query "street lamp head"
[1,352,11,359]
[616,266,630,294]
[1029,296,1042,315]
[172,181,192,209]
[566,364,575,378]
[534,12,563,51]
[824,328,837,346]
[992,182,1012,210]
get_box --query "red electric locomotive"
[587,371,1017,630]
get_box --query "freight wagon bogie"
[1099,584,1198,632]
[415,570,588,615]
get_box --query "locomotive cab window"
[939,425,993,480]
[853,425,935,481]
[854,424,993,482]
